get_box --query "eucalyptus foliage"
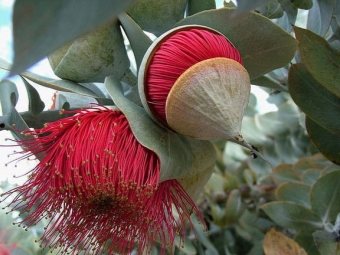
[0,0,340,254]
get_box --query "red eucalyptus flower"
[144,27,242,128]
[139,26,251,141]
[1,106,204,254]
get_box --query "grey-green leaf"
[306,117,340,165]
[0,57,104,98]
[261,201,323,231]
[294,26,340,98]
[118,12,153,72]
[313,230,340,255]
[11,0,136,75]
[288,63,340,136]
[276,182,311,208]
[187,0,216,16]
[20,77,45,116]
[310,170,340,223]
[307,0,334,36]
[235,0,271,13]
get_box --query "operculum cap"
[166,57,251,141]
[48,19,129,83]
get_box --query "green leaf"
[294,26,340,98]
[104,75,216,182]
[274,135,301,163]
[127,0,188,36]
[276,0,298,32]
[288,63,340,136]
[0,210,44,255]
[277,101,301,131]
[0,57,104,98]
[276,182,311,208]
[254,112,287,136]
[291,0,313,9]
[187,0,216,16]
[306,117,340,165]
[251,75,287,91]
[176,8,297,79]
[241,116,268,145]
[48,19,130,83]
[0,79,18,114]
[192,216,220,255]
[313,230,340,255]
[307,0,334,36]
[0,80,30,141]
[295,232,320,255]
[225,189,245,224]
[310,170,340,223]
[301,168,322,185]
[118,12,153,72]
[11,0,136,75]
[272,164,301,185]
[261,201,323,231]
[255,0,284,19]
[21,77,45,116]
[235,0,271,13]
[174,235,196,254]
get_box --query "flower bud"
[139,25,251,141]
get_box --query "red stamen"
[0,106,204,254]
[145,28,243,126]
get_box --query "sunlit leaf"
[176,8,297,79]
[263,228,308,255]
[307,0,334,36]
[310,170,340,222]
[11,0,136,75]
[288,63,340,136]
[261,201,323,231]
[306,117,340,165]
[294,27,340,98]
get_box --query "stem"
[231,134,273,170]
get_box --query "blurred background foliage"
[0,0,340,254]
